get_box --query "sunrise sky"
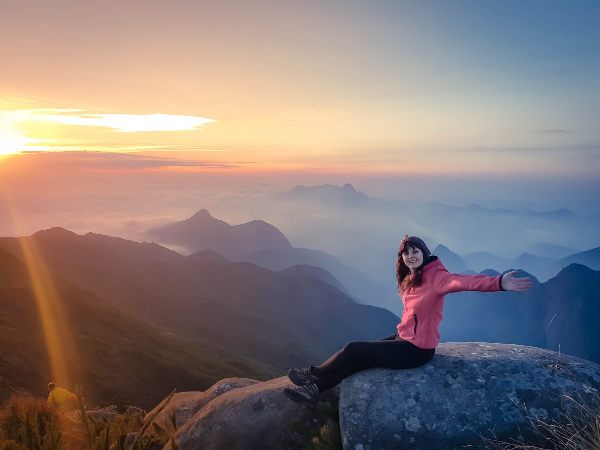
[1,0,598,176]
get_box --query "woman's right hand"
[501,271,533,291]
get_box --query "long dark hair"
[396,235,432,292]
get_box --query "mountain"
[0,229,399,376]
[281,183,369,206]
[440,265,600,363]
[278,264,349,294]
[537,246,600,282]
[462,251,511,273]
[240,246,399,313]
[432,245,470,274]
[462,203,579,220]
[145,210,397,312]
[542,264,600,362]
[525,242,579,259]
[146,210,292,259]
[512,252,554,277]
[554,247,600,271]
[440,269,547,348]
[0,247,267,409]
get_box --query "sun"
[0,128,35,156]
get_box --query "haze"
[1,0,598,266]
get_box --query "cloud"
[530,129,569,134]
[457,144,600,153]
[8,150,240,169]
[31,109,215,132]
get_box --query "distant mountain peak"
[285,183,368,204]
[32,227,78,238]
[190,209,214,220]
[551,263,596,284]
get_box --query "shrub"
[0,391,176,450]
[0,395,63,450]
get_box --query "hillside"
[0,229,399,375]
[0,248,268,409]
[145,209,396,311]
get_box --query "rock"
[164,377,340,450]
[339,342,600,450]
[86,405,119,423]
[144,378,260,438]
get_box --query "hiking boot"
[287,367,319,386]
[283,383,319,405]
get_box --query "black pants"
[310,334,435,392]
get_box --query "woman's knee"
[342,341,367,356]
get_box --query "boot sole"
[287,370,318,387]
[283,388,317,405]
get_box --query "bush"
[0,392,176,450]
[0,395,63,450]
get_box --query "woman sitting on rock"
[283,235,532,405]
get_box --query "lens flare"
[0,183,79,390]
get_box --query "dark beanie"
[398,235,432,261]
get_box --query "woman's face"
[401,245,423,271]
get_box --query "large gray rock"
[164,376,340,450]
[340,342,600,450]
[144,378,260,438]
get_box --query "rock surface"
[339,342,600,450]
[164,376,340,450]
[144,378,260,438]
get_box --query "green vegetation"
[285,393,342,450]
[0,392,178,450]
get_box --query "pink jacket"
[397,257,504,349]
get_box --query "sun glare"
[0,110,39,156]
[0,129,35,156]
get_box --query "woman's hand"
[501,271,533,291]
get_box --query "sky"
[0,0,599,238]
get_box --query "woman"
[283,235,532,405]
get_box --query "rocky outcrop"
[148,343,600,450]
[144,378,260,438]
[339,342,600,450]
[164,377,340,450]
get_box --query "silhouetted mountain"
[536,246,600,282]
[242,246,398,313]
[145,210,396,312]
[555,247,600,270]
[433,245,470,273]
[441,265,600,363]
[526,242,578,259]
[513,252,554,276]
[0,229,399,376]
[441,269,547,348]
[463,203,578,220]
[462,251,511,272]
[278,264,348,294]
[542,264,600,362]
[281,183,369,206]
[0,247,267,409]
[147,209,292,258]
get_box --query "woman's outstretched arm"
[433,269,532,295]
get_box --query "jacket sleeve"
[432,270,504,295]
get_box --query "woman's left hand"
[501,271,533,291]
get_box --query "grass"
[484,392,600,450]
[0,391,178,450]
